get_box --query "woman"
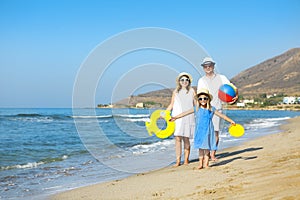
[166,72,196,166]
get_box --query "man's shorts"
[212,109,222,132]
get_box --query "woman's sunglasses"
[180,78,190,82]
[198,97,209,101]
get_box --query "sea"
[0,108,299,200]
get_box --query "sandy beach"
[50,117,300,200]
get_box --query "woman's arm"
[169,108,194,121]
[192,88,197,107]
[166,90,176,111]
[214,110,235,125]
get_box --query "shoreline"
[50,116,300,200]
[96,106,300,111]
[224,105,300,111]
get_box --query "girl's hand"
[230,121,236,126]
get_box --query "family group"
[167,57,238,169]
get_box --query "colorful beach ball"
[218,83,237,103]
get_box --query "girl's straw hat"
[197,88,213,100]
[176,72,193,82]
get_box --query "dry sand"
[50,117,300,200]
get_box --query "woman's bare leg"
[183,137,190,165]
[174,136,182,167]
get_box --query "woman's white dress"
[172,89,195,138]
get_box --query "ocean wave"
[247,117,290,129]
[2,113,72,122]
[129,139,174,155]
[72,114,151,122]
[16,113,43,117]
[10,117,55,123]
[1,161,46,171]
[124,117,150,122]
[0,155,68,171]
[72,115,112,119]
[255,117,290,121]
[219,116,291,138]
[113,114,150,118]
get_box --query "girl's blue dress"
[194,106,217,150]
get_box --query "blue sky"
[1,0,299,107]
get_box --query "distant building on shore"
[135,102,144,108]
[236,102,245,107]
[97,104,113,108]
[283,97,297,104]
[243,99,255,104]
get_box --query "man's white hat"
[201,57,216,66]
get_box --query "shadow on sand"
[188,147,263,167]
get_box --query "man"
[197,57,238,161]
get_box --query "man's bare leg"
[210,131,219,161]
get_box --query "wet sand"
[50,117,300,200]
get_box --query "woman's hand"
[169,117,177,122]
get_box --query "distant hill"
[112,48,300,107]
[114,88,174,108]
[231,48,300,96]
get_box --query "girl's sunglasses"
[198,97,208,101]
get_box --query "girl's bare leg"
[174,136,182,167]
[183,137,190,165]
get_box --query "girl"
[166,72,196,166]
[170,88,235,169]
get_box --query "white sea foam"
[1,155,69,171]
[124,117,150,122]
[10,117,54,123]
[247,117,290,129]
[114,114,150,118]
[72,115,112,119]
[130,139,174,155]
[1,161,45,170]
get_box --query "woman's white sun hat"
[176,72,193,83]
